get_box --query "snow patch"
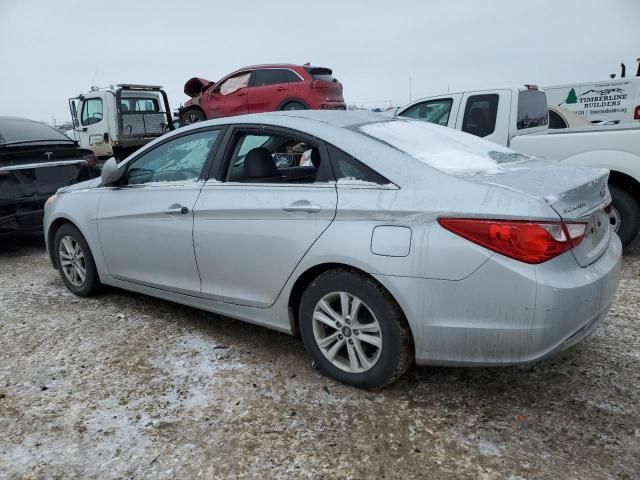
[360,120,526,176]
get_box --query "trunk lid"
[0,146,100,202]
[470,160,611,267]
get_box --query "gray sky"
[1,0,639,123]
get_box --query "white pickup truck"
[396,86,640,246]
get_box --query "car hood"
[58,176,102,193]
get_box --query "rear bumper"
[379,234,622,366]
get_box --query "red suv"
[180,64,346,124]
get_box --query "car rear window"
[0,117,74,145]
[517,90,548,130]
[305,67,335,82]
[121,97,160,112]
[359,119,529,176]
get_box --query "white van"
[544,78,639,125]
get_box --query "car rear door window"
[327,144,390,186]
[399,99,453,126]
[461,94,498,137]
[250,69,293,87]
[125,130,220,185]
[517,90,548,130]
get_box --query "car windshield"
[359,119,529,175]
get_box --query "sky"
[1,0,639,124]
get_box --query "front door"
[203,71,251,118]
[78,95,112,157]
[97,128,223,294]
[193,127,337,308]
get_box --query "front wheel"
[54,223,101,296]
[299,269,413,389]
[609,184,640,247]
[181,109,206,125]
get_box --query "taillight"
[438,218,587,264]
[634,105,640,120]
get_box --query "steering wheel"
[93,112,103,120]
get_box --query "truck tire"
[609,184,640,247]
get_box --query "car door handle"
[283,200,321,214]
[163,204,189,215]
[276,86,287,91]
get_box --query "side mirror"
[101,157,123,186]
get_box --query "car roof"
[0,116,75,146]
[186,110,389,131]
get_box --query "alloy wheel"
[312,291,383,373]
[59,235,86,287]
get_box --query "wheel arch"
[181,105,207,120]
[609,170,640,204]
[287,262,416,352]
[46,216,83,268]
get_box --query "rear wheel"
[281,101,307,111]
[181,109,206,125]
[54,223,100,296]
[299,269,413,389]
[609,184,640,247]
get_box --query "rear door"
[455,90,511,145]
[193,126,337,307]
[247,68,295,112]
[97,128,223,294]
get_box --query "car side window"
[81,98,103,126]
[124,130,220,186]
[250,69,291,87]
[400,99,453,126]
[218,72,251,95]
[223,130,333,184]
[461,94,498,137]
[548,109,567,129]
[327,144,390,186]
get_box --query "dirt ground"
[0,236,638,480]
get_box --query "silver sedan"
[43,111,622,388]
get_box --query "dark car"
[0,117,100,237]
[180,64,346,124]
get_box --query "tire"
[609,184,640,247]
[299,269,413,389]
[281,101,307,111]
[181,108,206,125]
[54,223,101,296]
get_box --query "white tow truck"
[67,84,174,161]
[396,86,640,246]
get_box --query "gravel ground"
[0,236,638,479]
